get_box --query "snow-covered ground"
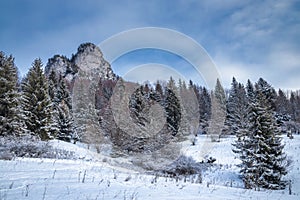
[0,135,299,200]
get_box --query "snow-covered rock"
[45,55,75,78]
[45,43,116,83]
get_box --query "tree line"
[0,52,77,141]
[1,50,298,190]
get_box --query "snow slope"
[0,135,299,200]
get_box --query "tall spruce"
[208,79,226,141]
[224,77,248,135]
[0,52,22,136]
[234,78,288,190]
[21,58,54,140]
[48,72,75,142]
[232,79,254,188]
[214,78,226,111]
[47,70,60,137]
[198,86,211,132]
[165,77,181,136]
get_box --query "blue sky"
[1,0,299,89]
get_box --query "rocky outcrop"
[45,43,116,83]
[45,55,77,83]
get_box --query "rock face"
[45,55,76,83]
[45,43,116,83]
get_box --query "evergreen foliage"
[208,79,226,141]
[48,73,75,142]
[21,59,54,141]
[0,52,22,136]
[224,77,248,135]
[165,86,181,136]
[233,78,288,190]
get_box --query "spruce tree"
[21,58,54,140]
[0,52,22,136]
[50,74,75,142]
[232,79,254,188]
[251,85,287,189]
[246,79,255,103]
[214,78,226,111]
[234,78,288,190]
[47,70,60,137]
[198,86,211,132]
[224,77,239,135]
[208,79,226,141]
[165,79,181,136]
[224,77,248,135]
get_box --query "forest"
[1,44,299,191]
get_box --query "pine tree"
[178,80,199,137]
[165,78,181,136]
[256,78,277,110]
[224,77,248,135]
[214,78,226,111]
[252,84,287,189]
[21,58,54,140]
[54,75,75,142]
[276,89,290,116]
[234,78,288,190]
[47,70,60,137]
[0,52,22,136]
[198,86,211,133]
[129,85,148,126]
[208,79,226,141]
[232,79,254,188]
[154,81,163,103]
[246,79,255,103]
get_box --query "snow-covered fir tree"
[0,52,23,136]
[233,78,288,190]
[224,77,248,135]
[47,70,60,137]
[208,79,226,141]
[48,71,76,142]
[21,58,55,140]
[197,86,211,133]
[165,78,181,136]
[214,78,226,111]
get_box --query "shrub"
[0,136,75,160]
[161,155,203,176]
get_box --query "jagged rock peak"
[76,42,103,57]
[45,55,75,77]
[45,42,116,82]
[72,42,116,80]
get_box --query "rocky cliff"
[45,43,116,83]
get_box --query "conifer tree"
[0,52,22,136]
[250,83,287,189]
[47,70,60,137]
[214,78,226,111]
[246,79,255,103]
[198,86,211,132]
[208,79,226,141]
[165,77,181,136]
[234,78,288,190]
[21,58,54,140]
[154,81,163,103]
[53,75,75,142]
[224,77,248,135]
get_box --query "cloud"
[1,0,299,89]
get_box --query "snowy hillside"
[0,135,299,200]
